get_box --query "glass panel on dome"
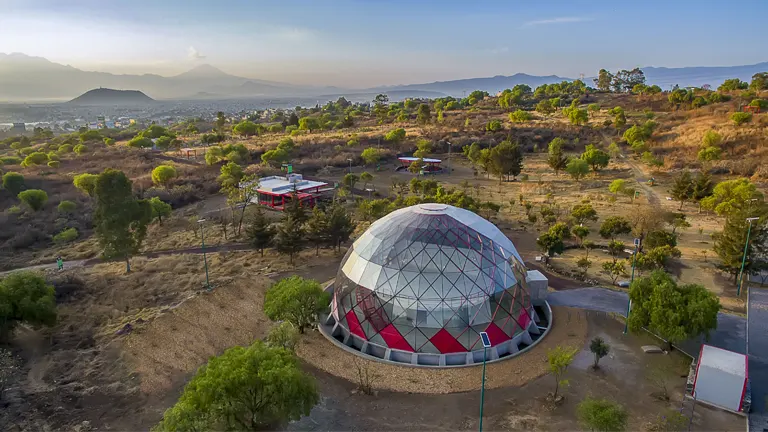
[468,300,492,325]
[358,261,382,290]
[418,339,441,354]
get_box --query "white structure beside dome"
[320,203,551,367]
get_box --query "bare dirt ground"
[291,312,744,431]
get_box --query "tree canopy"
[0,271,57,340]
[154,341,318,431]
[627,271,720,347]
[264,276,329,333]
[151,165,177,187]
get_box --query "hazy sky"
[1,0,767,87]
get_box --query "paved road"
[548,288,746,358]
[748,286,768,431]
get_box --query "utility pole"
[737,217,760,297]
[478,332,491,432]
[624,238,640,334]
[198,218,211,291]
[446,141,452,175]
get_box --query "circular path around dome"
[296,306,586,394]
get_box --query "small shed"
[692,344,748,413]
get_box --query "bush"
[57,144,73,154]
[290,129,305,137]
[0,156,22,165]
[7,205,22,215]
[577,397,628,432]
[0,272,57,340]
[508,109,533,122]
[103,137,116,146]
[53,227,79,244]
[18,189,48,211]
[730,112,752,126]
[57,200,77,213]
[22,152,49,167]
[2,172,25,194]
[151,165,177,187]
[73,144,88,154]
[47,161,60,168]
[268,124,284,133]
[485,120,503,132]
[285,125,298,133]
[266,321,300,351]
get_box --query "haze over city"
[2,0,768,87]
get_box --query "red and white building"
[251,174,330,211]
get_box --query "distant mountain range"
[0,52,766,102]
[68,88,155,106]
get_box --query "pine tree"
[670,170,694,210]
[712,211,767,283]
[691,172,714,213]
[246,207,274,256]
[305,207,329,256]
[284,191,308,224]
[325,204,355,252]
[274,216,305,264]
[547,138,569,175]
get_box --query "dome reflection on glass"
[330,203,535,354]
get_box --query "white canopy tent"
[692,344,748,413]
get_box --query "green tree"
[599,216,632,240]
[536,99,556,114]
[485,120,503,132]
[537,223,571,257]
[589,337,610,369]
[487,140,523,182]
[94,169,152,273]
[151,165,177,188]
[413,138,432,158]
[17,189,48,211]
[305,207,329,256]
[298,117,320,132]
[154,341,317,431]
[73,173,98,196]
[233,120,259,137]
[607,142,621,158]
[416,103,431,125]
[463,142,482,163]
[701,178,764,217]
[274,216,305,264]
[0,272,57,340]
[571,203,598,225]
[2,172,25,195]
[608,179,626,197]
[627,271,720,349]
[580,144,610,172]
[361,148,381,166]
[53,227,79,244]
[149,197,172,224]
[264,276,329,333]
[104,137,116,146]
[266,322,300,351]
[691,172,714,212]
[602,261,628,284]
[670,170,694,210]
[750,72,768,91]
[384,128,406,143]
[218,161,245,190]
[359,172,373,190]
[594,69,614,92]
[718,78,748,91]
[566,158,589,181]
[730,112,752,126]
[324,203,355,252]
[576,397,628,432]
[565,106,589,125]
[572,225,590,248]
[713,212,767,283]
[246,207,275,256]
[127,136,153,148]
[547,346,578,400]
[547,138,569,175]
[698,146,721,162]
[343,173,359,190]
[701,130,722,148]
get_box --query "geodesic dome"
[329,203,536,356]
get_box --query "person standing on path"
[56,256,64,271]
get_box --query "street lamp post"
[624,238,640,334]
[197,218,211,291]
[737,217,760,297]
[446,141,452,175]
[347,158,353,174]
[478,332,492,432]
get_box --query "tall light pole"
[737,217,760,297]
[197,218,211,291]
[347,158,353,174]
[478,332,492,432]
[446,141,452,175]
[624,238,640,334]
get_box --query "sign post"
[479,332,492,432]
[624,238,640,334]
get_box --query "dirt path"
[623,154,660,206]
